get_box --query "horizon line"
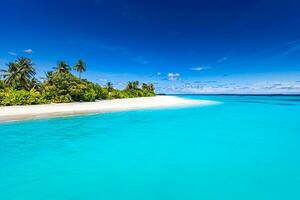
[163,93,300,96]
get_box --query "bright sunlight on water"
[1,95,300,200]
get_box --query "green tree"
[141,83,155,96]
[54,61,70,73]
[126,81,139,90]
[42,71,98,103]
[74,59,86,79]
[142,83,148,91]
[126,81,133,90]
[148,83,154,92]
[106,82,114,93]
[29,77,41,90]
[0,79,5,89]
[132,81,139,90]
[0,57,36,90]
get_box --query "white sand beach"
[0,96,216,122]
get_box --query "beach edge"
[0,96,218,123]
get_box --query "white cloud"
[155,79,300,94]
[167,73,180,81]
[23,49,33,54]
[189,66,210,71]
[8,51,17,56]
[99,78,108,82]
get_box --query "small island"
[0,57,212,122]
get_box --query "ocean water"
[1,95,300,200]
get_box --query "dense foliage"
[0,57,155,106]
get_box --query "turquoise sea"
[1,95,300,200]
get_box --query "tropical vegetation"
[0,57,155,106]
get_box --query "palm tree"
[126,81,139,90]
[0,79,4,89]
[132,81,139,90]
[18,57,36,87]
[29,77,41,90]
[0,57,36,90]
[0,62,19,88]
[142,83,148,91]
[74,59,86,79]
[148,83,154,92]
[106,82,113,93]
[141,83,155,94]
[126,81,133,90]
[55,61,70,73]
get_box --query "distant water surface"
[1,95,300,200]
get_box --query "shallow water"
[1,95,300,200]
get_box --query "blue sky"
[0,0,300,94]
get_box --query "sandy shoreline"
[0,96,217,123]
